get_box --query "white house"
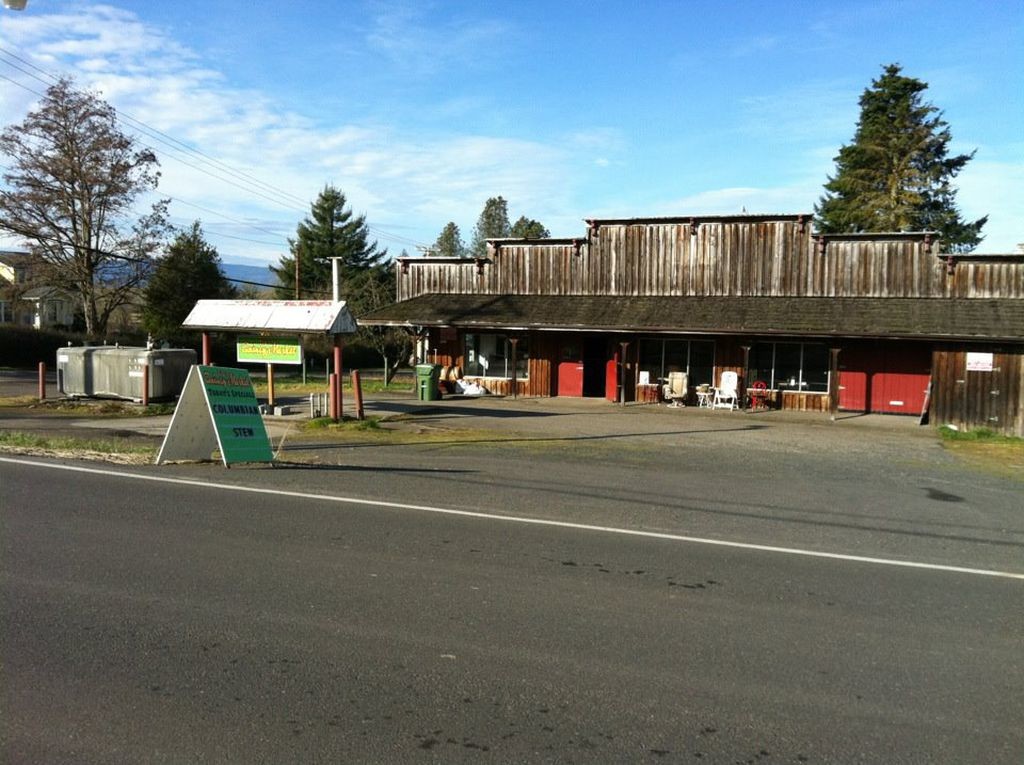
[0,250,75,328]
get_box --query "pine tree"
[510,216,550,239]
[433,221,466,258]
[271,186,386,300]
[815,64,986,252]
[142,221,235,343]
[469,196,512,257]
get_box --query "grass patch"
[0,395,38,408]
[8,398,177,417]
[938,426,1024,480]
[938,426,1021,444]
[304,415,383,432]
[251,375,413,397]
[0,430,156,463]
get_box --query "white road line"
[3,455,1023,581]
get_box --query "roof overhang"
[359,293,1024,343]
[182,299,358,335]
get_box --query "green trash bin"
[415,364,442,401]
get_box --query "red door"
[839,344,931,414]
[838,346,870,411]
[557,343,584,397]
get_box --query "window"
[637,338,715,386]
[749,342,829,393]
[464,333,528,379]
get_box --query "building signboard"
[236,336,303,365]
[966,352,994,372]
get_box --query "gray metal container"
[56,346,196,401]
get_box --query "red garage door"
[839,343,931,415]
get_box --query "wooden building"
[361,214,1024,436]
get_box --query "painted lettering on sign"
[236,336,303,365]
[199,365,273,464]
[966,352,994,372]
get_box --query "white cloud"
[3,3,1017,264]
[363,2,513,77]
[0,4,571,263]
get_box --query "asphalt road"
[2,441,1022,763]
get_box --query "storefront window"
[774,343,802,389]
[636,338,715,385]
[749,342,829,392]
[464,333,528,379]
[801,344,830,392]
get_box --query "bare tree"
[355,263,412,384]
[0,78,169,338]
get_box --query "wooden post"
[266,363,275,408]
[351,370,364,420]
[829,347,841,421]
[202,332,212,365]
[37,361,46,401]
[740,344,751,410]
[329,373,338,421]
[509,337,519,399]
[141,364,150,407]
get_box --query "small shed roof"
[182,300,357,335]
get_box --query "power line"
[158,195,291,241]
[0,46,433,252]
[0,215,327,296]
[0,46,311,211]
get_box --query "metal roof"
[182,300,357,335]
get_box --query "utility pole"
[331,257,342,303]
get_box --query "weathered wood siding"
[397,218,1024,302]
[945,260,1024,298]
[930,347,1024,437]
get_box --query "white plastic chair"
[662,371,688,407]
[712,371,739,410]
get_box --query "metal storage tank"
[56,346,196,401]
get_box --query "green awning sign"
[237,336,303,365]
[156,365,273,467]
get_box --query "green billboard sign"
[236,336,303,365]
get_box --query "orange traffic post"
[333,339,343,421]
[329,373,338,421]
[38,361,46,401]
[266,363,275,408]
[202,332,212,365]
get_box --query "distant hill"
[221,262,279,292]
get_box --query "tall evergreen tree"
[469,196,512,257]
[510,216,550,239]
[815,64,986,252]
[142,221,235,343]
[271,185,386,300]
[432,221,466,258]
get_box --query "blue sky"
[1,0,1021,266]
